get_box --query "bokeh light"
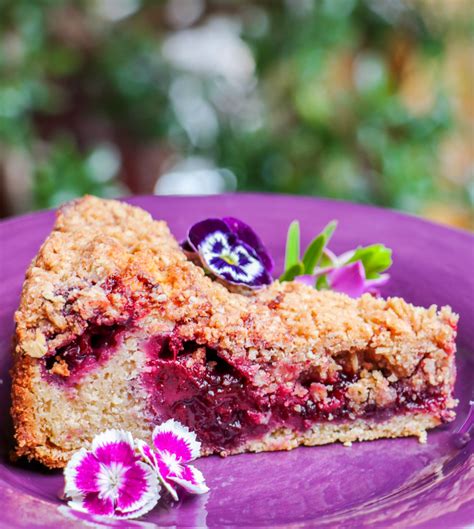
[0,0,472,229]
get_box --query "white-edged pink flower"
[64,430,160,519]
[137,419,209,501]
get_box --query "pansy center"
[220,252,238,266]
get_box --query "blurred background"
[0,0,472,228]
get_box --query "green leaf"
[302,234,325,274]
[279,262,304,282]
[284,220,300,271]
[302,220,338,273]
[347,244,392,279]
[321,220,338,243]
[316,274,329,290]
[319,251,334,268]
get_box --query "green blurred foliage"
[0,0,472,226]
[33,138,125,208]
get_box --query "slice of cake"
[11,196,458,468]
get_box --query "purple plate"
[0,194,473,529]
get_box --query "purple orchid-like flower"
[296,260,389,298]
[185,217,274,289]
[327,261,389,297]
[137,419,209,501]
[64,430,160,519]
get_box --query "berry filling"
[43,323,126,382]
[41,320,449,453]
[143,337,271,450]
[143,333,448,454]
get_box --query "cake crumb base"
[204,413,441,457]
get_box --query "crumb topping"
[15,196,458,390]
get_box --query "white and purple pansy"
[137,419,209,501]
[185,217,274,289]
[64,430,160,519]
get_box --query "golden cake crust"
[14,196,457,366]
[11,196,458,468]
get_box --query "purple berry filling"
[41,321,448,453]
[42,323,126,383]
[143,333,448,454]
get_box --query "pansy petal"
[187,219,231,251]
[116,461,160,514]
[231,244,272,288]
[152,419,201,462]
[92,430,136,466]
[222,217,274,274]
[169,464,209,495]
[68,492,115,517]
[327,261,366,298]
[180,239,194,253]
[187,217,273,289]
[64,448,100,497]
[202,239,272,288]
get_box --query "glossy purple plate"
[0,194,473,529]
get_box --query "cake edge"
[209,413,443,456]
